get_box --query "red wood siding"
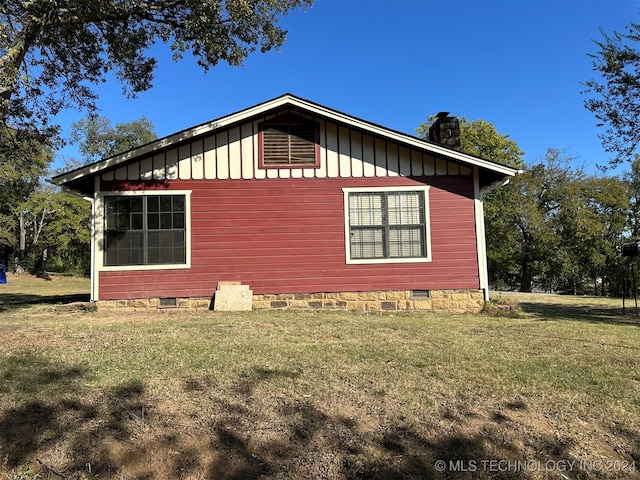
[98,175,479,300]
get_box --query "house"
[52,94,519,312]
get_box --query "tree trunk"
[520,257,533,292]
[36,247,48,277]
[14,212,26,275]
[0,20,43,121]
[32,208,50,246]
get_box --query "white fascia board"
[52,95,297,186]
[286,96,520,179]
[52,94,520,185]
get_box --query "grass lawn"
[0,275,639,479]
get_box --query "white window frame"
[343,186,432,265]
[95,190,192,272]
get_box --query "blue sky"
[53,0,638,174]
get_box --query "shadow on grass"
[0,355,91,467]
[0,355,166,477]
[1,360,638,479]
[0,293,91,312]
[519,300,640,327]
[200,376,625,480]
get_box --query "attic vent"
[260,118,319,167]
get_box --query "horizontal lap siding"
[98,175,479,300]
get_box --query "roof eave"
[51,93,520,190]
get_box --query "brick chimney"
[428,112,461,151]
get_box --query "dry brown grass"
[0,277,639,479]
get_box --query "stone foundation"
[253,289,484,313]
[98,297,212,310]
[98,289,485,313]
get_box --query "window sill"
[259,163,320,169]
[100,263,190,272]
[346,257,431,265]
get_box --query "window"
[343,187,431,264]
[104,194,187,266]
[259,116,320,168]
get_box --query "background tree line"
[483,146,636,295]
[0,116,156,275]
[417,117,637,296]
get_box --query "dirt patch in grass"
[0,279,639,479]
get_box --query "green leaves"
[416,116,524,168]
[418,113,636,294]
[583,22,640,168]
[485,150,631,294]
[0,112,155,274]
[1,0,312,140]
[70,114,157,164]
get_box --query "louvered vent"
[262,123,317,166]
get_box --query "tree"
[553,174,628,295]
[501,152,571,292]
[583,22,640,167]
[0,127,51,270]
[0,0,311,143]
[417,116,634,294]
[625,155,640,239]
[1,114,156,274]
[23,188,92,275]
[70,114,157,164]
[584,176,628,294]
[418,116,529,289]
[43,114,159,273]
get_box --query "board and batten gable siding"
[99,113,473,184]
[97,175,478,300]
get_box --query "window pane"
[105,231,144,266]
[148,231,185,264]
[173,213,185,229]
[130,198,143,212]
[106,213,119,230]
[148,231,160,248]
[147,196,160,212]
[160,196,172,212]
[172,232,186,263]
[131,213,143,230]
[104,194,187,266]
[388,192,423,225]
[160,213,172,229]
[173,196,185,212]
[350,193,384,226]
[147,213,159,230]
[350,228,385,259]
[347,190,427,261]
[105,197,144,230]
[389,227,425,257]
